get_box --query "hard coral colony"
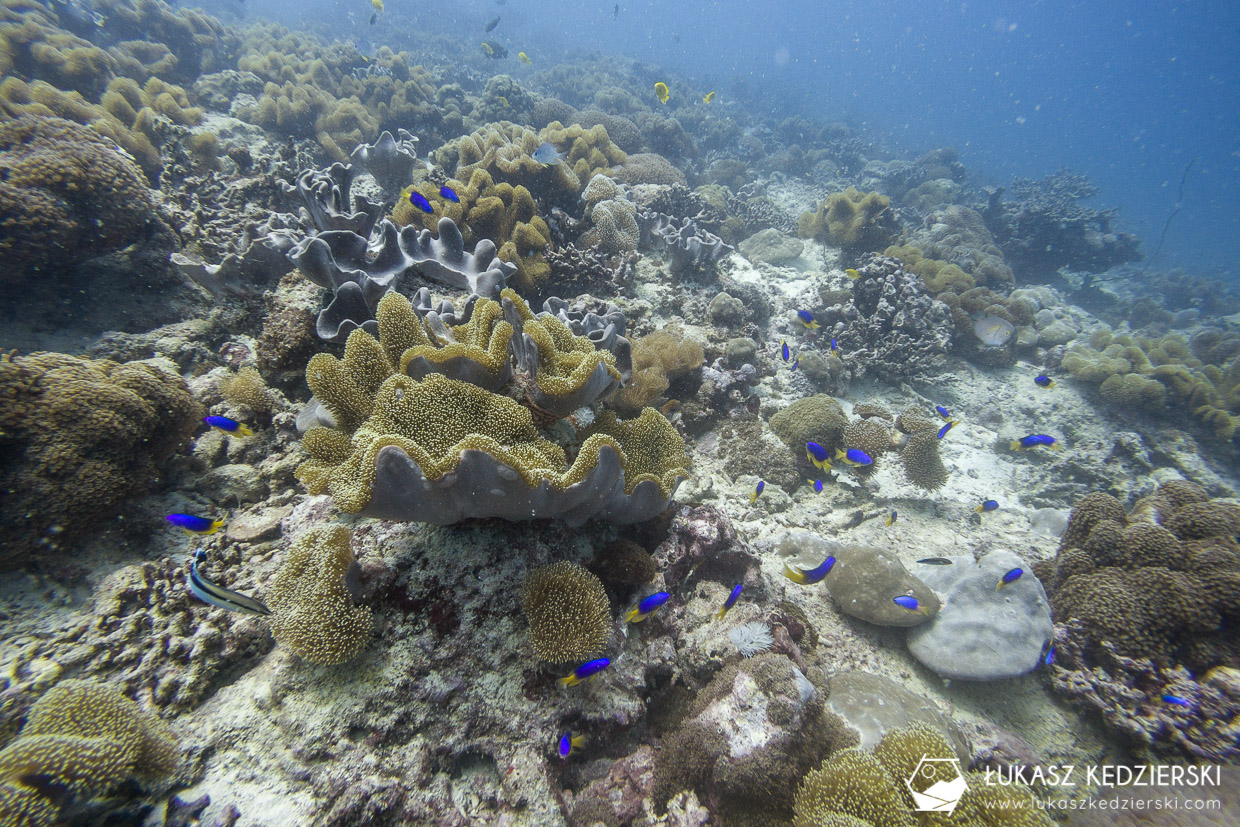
[0,0,1236,824]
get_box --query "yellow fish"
[654,81,670,104]
[702,90,716,104]
[498,95,510,107]
[371,0,383,11]
[518,51,532,65]
[845,268,860,280]
[481,41,494,56]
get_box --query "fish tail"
[237,425,254,437]
[715,607,727,621]
[781,564,806,585]
[1009,440,1022,451]
[558,675,578,688]
[624,608,646,623]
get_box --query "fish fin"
[1009,440,1022,451]
[714,607,727,621]
[558,675,578,688]
[781,564,806,585]
[237,426,254,436]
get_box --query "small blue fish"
[439,185,459,202]
[830,338,838,353]
[1010,434,1059,451]
[976,499,999,513]
[560,658,610,687]
[937,421,955,440]
[886,511,897,526]
[834,447,873,467]
[1162,694,1192,708]
[716,584,743,621]
[782,556,836,585]
[806,441,832,470]
[204,415,253,436]
[813,479,824,493]
[917,557,953,566]
[187,550,270,615]
[532,141,562,165]
[893,595,929,615]
[780,340,790,361]
[750,480,765,503]
[558,731,586,758]
[1034,375,1054,388]
[166,514,225,535]
[409,190,434,213]
[935,405,952,420]
[625,591,670,623]
[1043,644,1055,667]
[997,567,1024,590]
[797,309,820,330]
[790,358,799,371]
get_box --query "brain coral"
[0,680,178,825]
[0,352,200,569]
[296,298,688,526]
[520,560,611,663]
[267,525,372,665]
[0,114,159,282]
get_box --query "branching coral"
[268,525,372,665]
[520,560,611,663]
[0,352,200,569]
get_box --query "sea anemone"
[728,621,774,657]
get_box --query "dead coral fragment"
[521,561,611,663]
[268,525,372,665]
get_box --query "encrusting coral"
[520,560,611,663]
[296,291,688,526]
[612,325,704,414]
[0,680,179,825]
[0,352,200,569]
[0,114,160,281]
[267,525,372,666]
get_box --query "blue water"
[238,0,1238,277]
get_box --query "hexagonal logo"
[905,755,968,814]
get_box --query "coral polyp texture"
[520,560,611,663]
[0,680,179,825]
[798,187,899,254]
[296,290,688,526]
[1039,480,1240,760]
[267,525,372,665]
[0,352,200,569]
[0,114,160,281]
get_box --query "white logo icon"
[906,755,968,814]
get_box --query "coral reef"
[0,114,163,282]
[349,128,420,194]
[520,560,610,663]
[297,296,688,525]
[268,525,372,665]
[1061,328,1240,441]
[0,680,179,825]
[612,325,704,414]
[653,654,846,824]
[1038,481,1240,759]
[798,188,898,254]
[982,170,1141,279]
[816,255,953,382]
[0,353,200,569]
[639,212,734,277]
[794,724,1051,827]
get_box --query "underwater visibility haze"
[1,0,1239,824]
